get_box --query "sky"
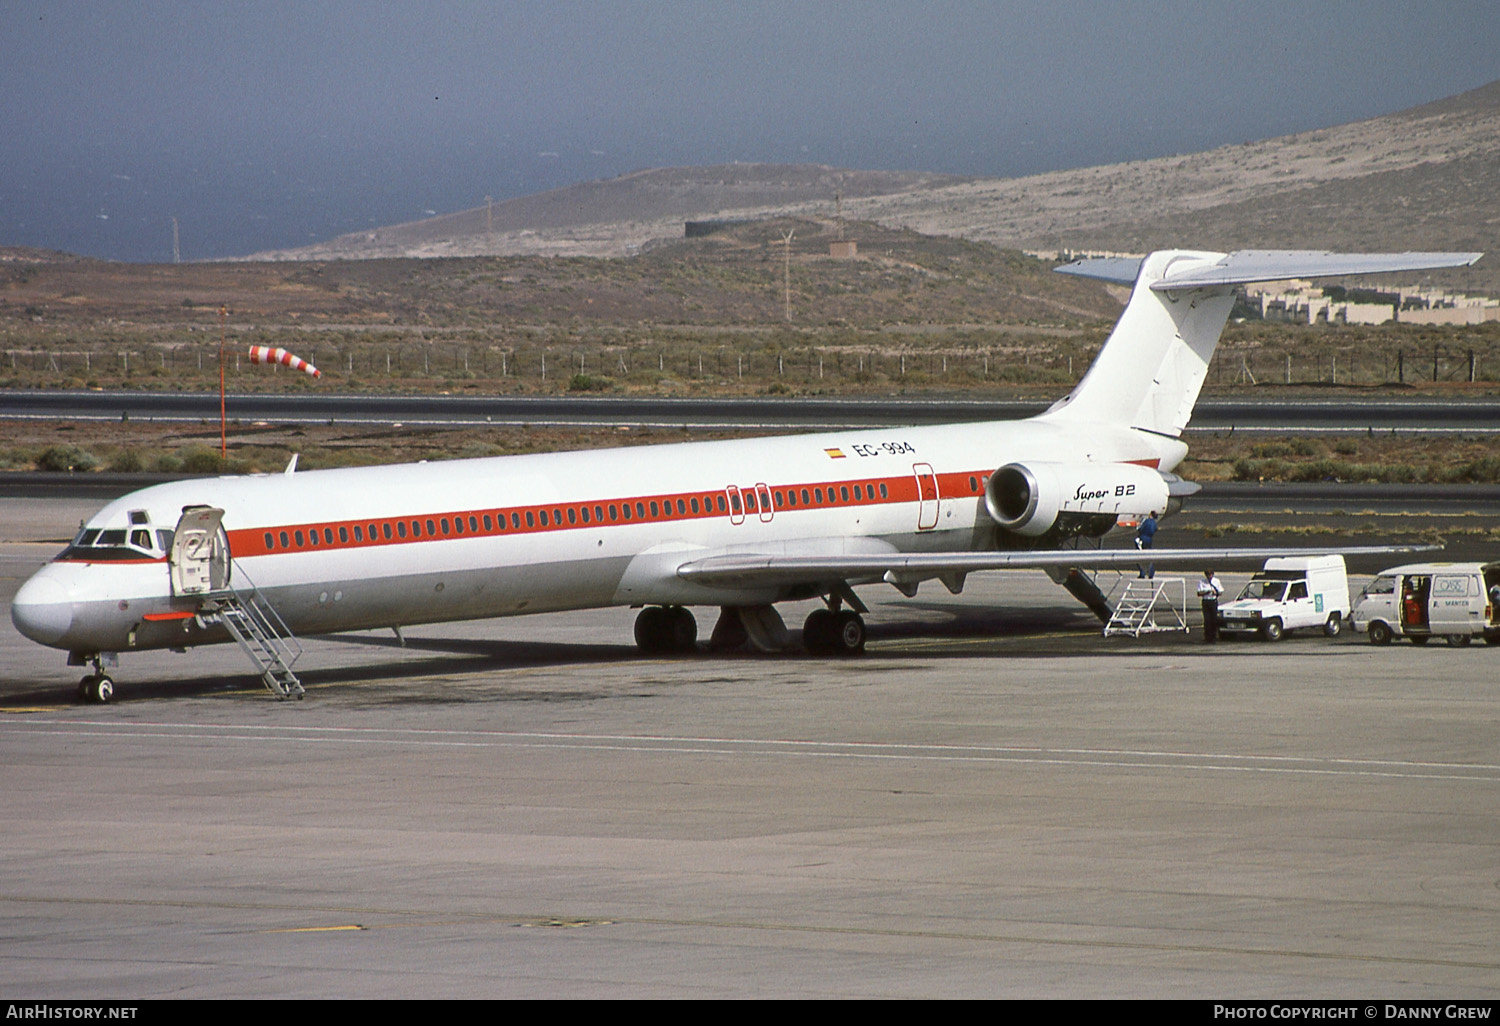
[3,0,1499,262]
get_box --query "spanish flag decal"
[824,447,846,459]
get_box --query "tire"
[1324,614,1343,638]
[1410,635,1429,646]
[1260,618,1284,642]
[634,606,667,654]
[665,606,698,653]
[1367,621,1393,646]
[1446,633,1472,647]
[832,611,867,656]
[802,608,836,656]
[93,676,114,704]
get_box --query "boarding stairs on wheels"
[197,585,305,699]
[1102,577,1189,638]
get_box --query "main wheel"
[802,608,837,656]
[634,606,668,654]
[1324,613,1343,638]
[832,611,867,656]
[1260,618,1284,642]
[1367,621,1393,645]
[665,606,698,653]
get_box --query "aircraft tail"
[1040,249,1483,437]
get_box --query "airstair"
[1102,577,1189,638]
[197,581,305,699]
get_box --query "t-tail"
[1041,249,1483,437]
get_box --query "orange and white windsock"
[247,345,320,379]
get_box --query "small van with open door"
[1352,562,1500,646]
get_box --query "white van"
[1216,555,1349,641]
[1352,562,1500,646]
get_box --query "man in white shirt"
[1197,569,1225,643]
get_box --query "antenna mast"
[781,229,795,322]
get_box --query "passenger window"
[453,518,463,534]
[484,515,493,531]
[512,512,521,529]
[730,493,742,514]
[308,530,319,547]
[470,516,479,532]
[295,530,305,547]
[716,495,726,512]
[324,528,334,544]
[853,485,861,501]
[581,507,590,524]
[539,510,548,527]
[426,519,436,536]
[339,526,349,543]
[609,504,618,521]
[815,488,824,503]
[636,502,645,519]
[650,501,659,517]
[745,492,756,512]
[264,532,275,550]
[840,486,849,502]
[801,488,810,504]
[623,504,632,520]
[568,507,577,524]
[397,522,407,538]
[382,523,392,540]
[595,505,603,522]
[441,518,450,535]
[879,483,888,498]
[280,531,290,548]
[691,497,700,513]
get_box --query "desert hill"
[243,79,1500,291]
[244,165,968,262]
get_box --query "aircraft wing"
[1056,250,1483,289]
[676,545,1439,590]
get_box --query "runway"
[3,498,1500,997]
[6,389,1500,432]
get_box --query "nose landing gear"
[75,655,115,703]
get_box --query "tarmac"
[2,497,1498,998]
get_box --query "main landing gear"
[634,605,699,655]
[76,655,115,704]
[802,608,866,657]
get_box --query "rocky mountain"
[243,80,1500,290]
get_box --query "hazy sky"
[4,0,1499,261]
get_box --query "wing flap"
[676,545,1439,589]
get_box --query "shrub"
[36,445,98,472]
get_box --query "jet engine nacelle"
[984,461,1171,538]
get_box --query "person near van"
[1489,582,1500,623]
[1197,569,1224,642]
[1135,511,1158,579]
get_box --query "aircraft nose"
[11,572,74,646]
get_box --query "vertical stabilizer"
[1041,250,1233,437]
[1042,248,1483,437]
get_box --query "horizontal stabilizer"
[1146,250,1483,291]
[677,544,1440,591]
[1056,250,1482,289]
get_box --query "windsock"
[247,345,320,379]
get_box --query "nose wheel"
[78,674,115,704]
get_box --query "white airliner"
[10,248,1481,702]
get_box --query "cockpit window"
[57,521,162,561]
